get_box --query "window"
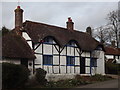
[67,41,76,47]
[44,37,53,44]
[67,56,75,66]
[91,58,97,67]
[43,55,53,65]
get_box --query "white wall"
[96,51,105,75]
[105,55,114,59]
[2,59,20,64]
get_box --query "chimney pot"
[66,17,74,30]
[17,6,20,9]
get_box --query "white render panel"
[67,47,74,56]
[44,66,53,73]
[27,41,32,49]
[60,66,66,74]
[35,54,42,64]
[85,58,90,66]
[35,45,42,53]
[67,66,74,74]
[53,56,59,65]
[22,32,31,40]
[53,46,59,54]
[35,65,42,69]
[48,66,53,74]
[60,56,66,65]
[67,66,70,73]
[81,52,90,57]
[81,52,85,57]
[43,44,52,54]
[96,51,105,75]
[85,52,90,57]
[75,57,80,65]
[105,55,114,59]
[53,66,59,73]
[75,67,80,74]
[61,47,66,55]
[71,66,74,74]
[86,67,90,73]
[75,48,79,56]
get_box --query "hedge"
[105,62,119,74]
[2,62,30,89]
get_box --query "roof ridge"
[24,20,86,33]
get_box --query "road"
[76,79,119,88]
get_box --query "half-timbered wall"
[22,32,105,75]
[34,39,82,74]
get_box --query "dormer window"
[67,41,77,47]
[95,46,102,50]
[44,37,53,44]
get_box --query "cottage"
[105,46,120,64]
[1,32,36,74]
[2,6,106,80]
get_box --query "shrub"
[35,68,47,85]
[91,74,112,81]
[2,62,30,89]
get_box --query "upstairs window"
[67,41,77,47]
[43,55,53,65]
[95,46,102,50]
[67,56,75,66]
[44,37,54,44]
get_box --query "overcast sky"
[1,1,118,31]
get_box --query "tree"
[93,25,114,46]
[93,9,120,48]
[107,10,120,48]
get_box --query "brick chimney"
[14,6,23,36]
[86,27,92,36]
[111,41,116,47]
[66,17,74,30]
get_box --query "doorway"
[80,57,85,74]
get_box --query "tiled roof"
[105,47,120,55]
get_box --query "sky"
[0,1,119,32]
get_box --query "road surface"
[76,79,119,88]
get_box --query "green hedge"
[105,62,119,74]
[2,63,30,89]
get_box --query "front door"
[80,57,85,74]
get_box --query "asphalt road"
[76,79,119,88]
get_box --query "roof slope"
[105,47,120,55]
[23,20,102,51]
[1,32,36,59]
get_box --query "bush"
[35,68,47,85]
[105,62,119,74]
[2,63,30,89]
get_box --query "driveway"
[76,79,119,88]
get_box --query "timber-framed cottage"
[1,6,106,80]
